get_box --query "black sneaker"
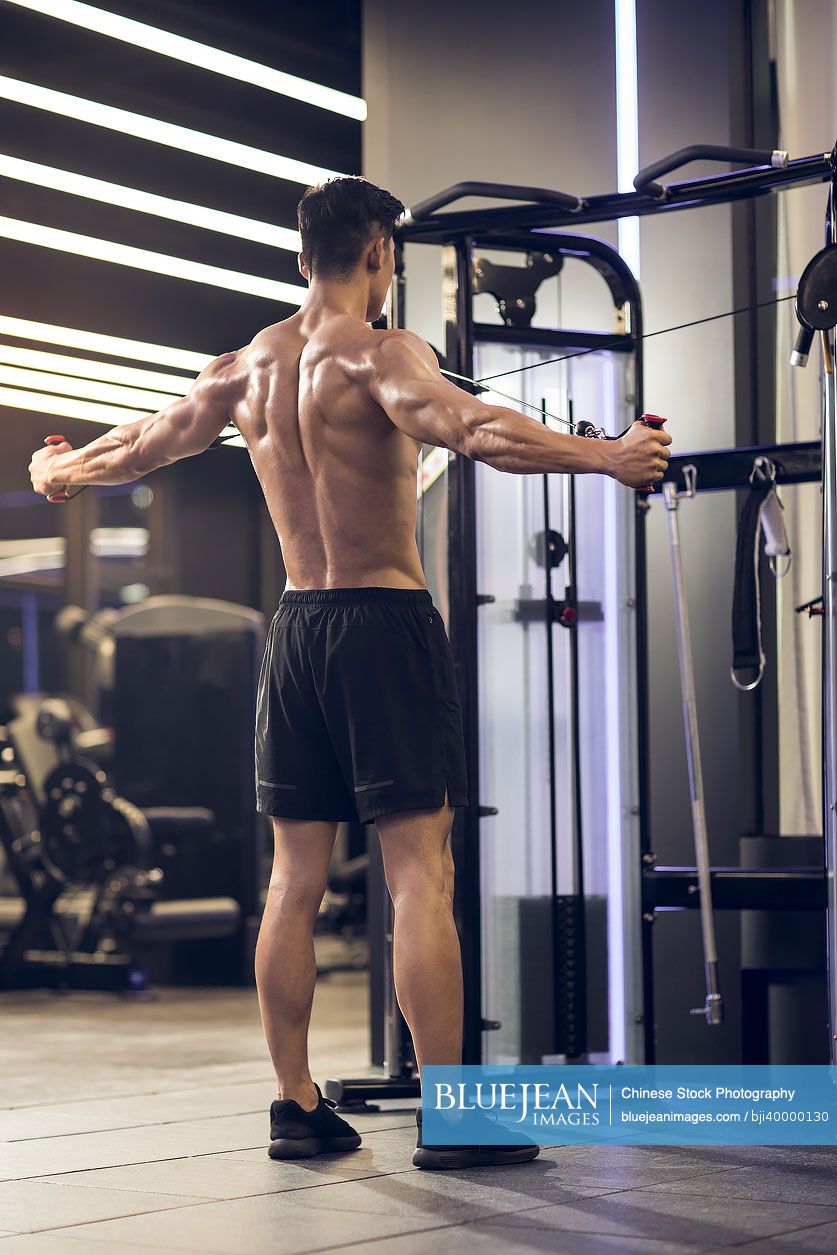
[412,1106,539,1170]
[268,1084,362,1159]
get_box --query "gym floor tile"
[0,1087,413,1144]
[644,1161,837,1205]
[724,1219,837,1252]
[0,1236,189,1255]
[679,1143,837,1164]
[40,1148,392,1200]
[525,1144,756,1190]
[274,1164,612,1221]
[0,1113,267,1182]
[3,980,835,1254]
[337,1224,714,1255]
[0,980,367,1109]
[483,1189,837,1246]
[0,1083,273,1141]
[0,1179,210,1233]
[50,1193,459,1254]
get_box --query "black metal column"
[443,237,483,1064]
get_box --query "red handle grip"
[638,413,668,493]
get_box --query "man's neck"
[301,278,369,323]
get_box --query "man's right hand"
[609,421,673,488]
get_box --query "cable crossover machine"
[327,142,837,1110]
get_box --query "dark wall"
[1,0,361,630]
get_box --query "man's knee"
[377,802,455,904]
[386,849,453,912]
[442,839,455,906]
[264,873,324,920]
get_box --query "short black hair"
[297,177,405,280]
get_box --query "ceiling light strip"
[5,0,366,121]
[0,384,154,425]
[0,154,301,251]
[0,314,212,371]
[1,386,244,449]
[0,214,306,304]
[0,343,194,392]
[0,365,181,409]
[0,75,342,187]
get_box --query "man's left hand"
[29,436,74,502]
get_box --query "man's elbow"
[119,426,163,481]
[450,409,491,464]
[456,414,515,471]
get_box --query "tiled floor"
[1,974,836,1254]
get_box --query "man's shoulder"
[373,328,436,371]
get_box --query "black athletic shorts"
[255,587,469,824]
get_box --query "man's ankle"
[276,1081,319,1112]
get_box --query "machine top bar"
[399,149,834,242]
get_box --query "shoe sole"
[269,1134,362,1160]
[412,1145,540,1170]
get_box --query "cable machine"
[327,143,837,1105]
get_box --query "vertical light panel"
[600,357,644,1064]
[615,0,640,279]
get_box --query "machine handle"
[638,413,668,494]
[408,181,583,221]
[633,145,788,199]
[791,322,815,368]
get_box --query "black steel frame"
[396,147,834,1066]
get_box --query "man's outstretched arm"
[370,330,671,488]
[29,351,244,500]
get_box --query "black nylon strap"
[731,482,771,685]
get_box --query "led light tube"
[0,214,306,304]
[5,1,366,121]
[0,385,154,424]
[0,154,301,251]
[0,314,213,371]
[0,75,342,187]
[0,344,194,393]
[0,365,180,409]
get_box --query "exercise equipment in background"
[56,596,266,985]
[0,694,239,991]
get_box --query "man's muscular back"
[231,314,427,591]
[229,315,672,595]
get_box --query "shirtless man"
[29,176,671,1171]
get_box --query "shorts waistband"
[279,586,432,606]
